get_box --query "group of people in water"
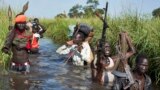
[1,4,152,90]
[56,23,152,90]
[1,14,46,73]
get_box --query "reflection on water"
[9,75,30,90]
[0,38,160,90]
[0,38,93,90]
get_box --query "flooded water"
[0,38,159,90]
[0,38,105,90]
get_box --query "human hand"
[76,45,83,52]
[8,25,14,30]
[1,47,9,54]
[40,34,43,38]
[100,59,110,69]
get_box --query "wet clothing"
[113,72,152,90]
[56,41,93,66]
[93,56,115,89]
[11,61,30,72]
[93,56,114,70]
[12,29,32,63]
[2,28,32,72]
[30,33,40,53]
[26,21,45,53]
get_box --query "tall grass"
[41,15,160,84]
[0,7,160,84]
[0,8,11,72]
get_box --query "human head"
[104,42,111,56]
[73,32,85,45]
[96,40,110,56]
[135,54,149,74]
[33,18,39,24]
[74,23,93,37]
[15,15,27,32]
[32,23,39,33]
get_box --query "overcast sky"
[0,0,160,18]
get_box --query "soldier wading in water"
[56,23,94,66]
[1,14,32,74]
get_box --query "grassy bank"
[41,15,160,84]
[0,8,11,71]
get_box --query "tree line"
[56,0,160,18]
[56,0,104,18]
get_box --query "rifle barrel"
[101,2,108,40]
[104,2,108,23]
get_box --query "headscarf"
[15,15,26,23]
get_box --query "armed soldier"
[56,24,93,66]
[1,2,32,73]
[1,14,32,73]
[91,32,135,89]
[91,2,136,89]
[113,54,152,90]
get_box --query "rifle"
[116,32,135,89]
[95,2,109,69]
[94,2,109,84]
[63,50,75,65]
[63,44,83,65]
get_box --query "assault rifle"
[95,2,109,70]
[116,32,135,89]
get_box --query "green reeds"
[0,8,11,72]
[41,15,160,84]
[0,7,160,84]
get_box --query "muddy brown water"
[0,38,159,90]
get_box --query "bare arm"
[56,45,71,54]
[91,54,105,85]
[111,32,136,71]
[1,29,15,54]
[3,29,15,49]
[91,58,97,82]
[125,33,136,59]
